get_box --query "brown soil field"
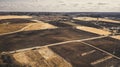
[0,59,3,64]
[0,28,99,52]
[49,42,120,67]
[0,18,35,24]
[94,58,120,67]
[45,21,72,27]
[33,15,69,22]
[1,15,120,67]
[84,37,120,57]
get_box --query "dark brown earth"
[0,19,35,24]
[0,28,99,52]
[84,37,120,57]
[45,21,73,27]
[0,14,120,67]
[49,42,120,67]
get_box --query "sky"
[0,0,120,12]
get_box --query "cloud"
[87,2,93,5]
[0,0,120,12]
[97,3,108,5]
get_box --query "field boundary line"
[81,42,120,60]
[1,36,107,54]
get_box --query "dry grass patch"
[12,47,72,67]
[0,23,27,34]
[76,26,111,35]
[24,21,57,31]
[74,17,120,24]
[111,35,120,40]
[0,15,32,20]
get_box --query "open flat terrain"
[0,16,35,34]
[49,42,120,67]
[76,26,111,35]
[23,22,57,31]
[0,23,27,34]
[0,16,57,34]
[0,13,120,67]
[0,27,99,52]
[0,15,32,20]
[84,37,120,57]
[74,17,120,24]
[111,35,120,40]
[12,47,72,67]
